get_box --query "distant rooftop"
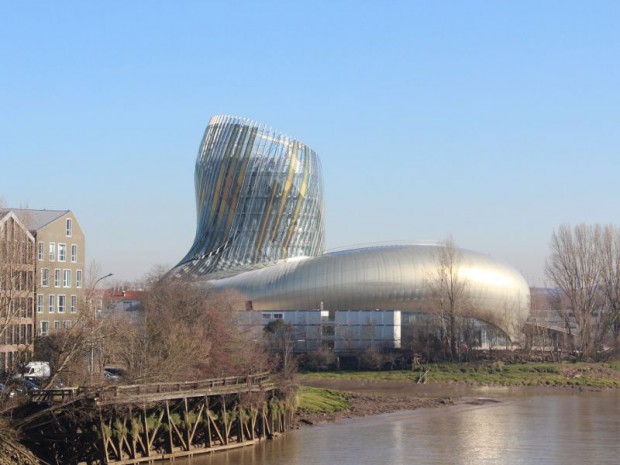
[3,208,70,232]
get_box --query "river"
[177,389,620,465]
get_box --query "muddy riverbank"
[293,374,612,428]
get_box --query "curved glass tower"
[175,115,325,277]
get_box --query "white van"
[16,361,51,380]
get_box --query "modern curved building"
[173,116,530,339]
[175,115,324,278]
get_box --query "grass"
[300,362,620,389]
[296,386,350,414]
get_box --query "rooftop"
[3,208,70,232]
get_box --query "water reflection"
[179,391,620,465]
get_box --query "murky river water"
[178,389,620,465]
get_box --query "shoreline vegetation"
[294,361,620,427]
[2,362,618,464]
[295,386,454,427]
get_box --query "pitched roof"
[3,208,70,232]
[0,210,36,240]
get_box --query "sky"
[1,1,619,287]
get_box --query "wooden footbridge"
[17,372,294,465]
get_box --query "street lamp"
[92,273,113,319]
[89,273,113,375]
[94,273,114,288]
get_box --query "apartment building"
[0,211,35,374]
[11,209,86,337]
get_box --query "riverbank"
[294,386,454,427]
[294,361,620,428]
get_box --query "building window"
[66,218,73,237]
[40,321,49,337]
[63,269,71,288]
[54,269,61,288]
[36,295,43,313]
[273,313,283,319]
[64,320,71,329]
[70,295,77,313]
[38,242,44,260]
[76,270,82,288]
[71,244,77,262]
[41,268,50,287]
[58,243,66,262]
[58,295,66,313]
[48,295,55,313]
[54,321,60,332]
[49,242,56,261]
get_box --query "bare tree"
[598,225,620,353]
[428,236,471,361]
[35,310,95,387]
[0,210,35,377]
[545,224,603,358]
[263,319,296,378]
[33,262,116,386]
[102,271,269,383]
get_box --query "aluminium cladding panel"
[333,310,401,351]
[174,115,325,277]
[211,244,531,340]
[279,309,328,325]
[265,310,326,344]
[335,310,401,326]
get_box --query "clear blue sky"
[1,1,619,286]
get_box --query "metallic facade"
[174,116,530,339]
[212,245,530,339]
[175,115,324,277]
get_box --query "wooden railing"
[29,372,272,404]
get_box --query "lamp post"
[91,273,113,320]
[94,273,114,287]
[89,273,113,375]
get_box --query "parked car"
[13,378,41,395]
[0,382,15,399]
[104,367,125,381]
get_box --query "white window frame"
[63,269,71,288]
[54,321,61,332]
[37,295,43,313]
[70,295,77,313]
[58,243,66,262]
[41,268,50,287]
[58,295,66,313]
[66,218,73,237]
[54,269,61,288]
[71,244,77,263]
[48,294,55,313]
[64,320,72,329]
[49,242,56,261]
[38,242,44,261]
[76,270,82,288]
[40,321,49,337]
